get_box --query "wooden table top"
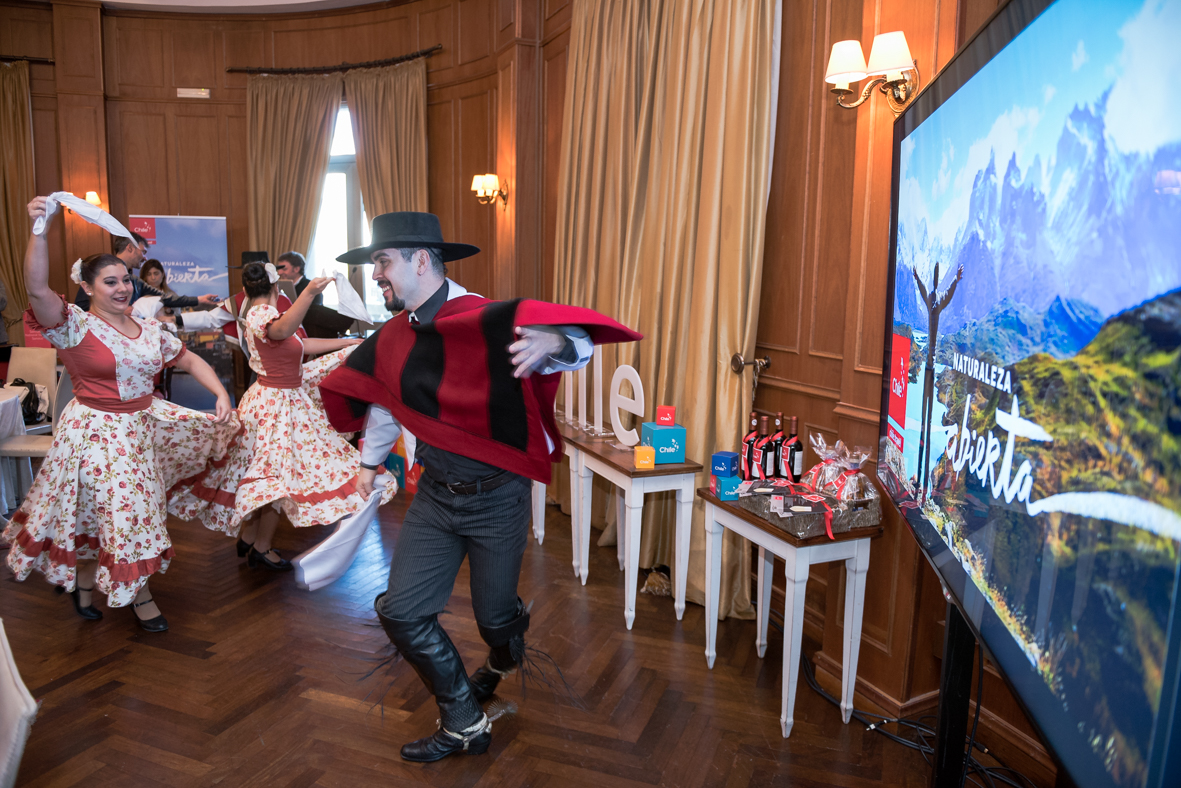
[696,488,884,548]
[556,421,703,478]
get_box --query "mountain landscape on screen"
[881,1,1181,785]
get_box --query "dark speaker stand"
[930,601,978,788]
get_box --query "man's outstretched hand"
[508,325,567,379]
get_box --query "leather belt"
[427,468,516,496]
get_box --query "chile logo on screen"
[129,217,156,242]
[888,334,910,451]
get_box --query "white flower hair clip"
[264,262,280,284]
[70,258,83,285]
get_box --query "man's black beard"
[385,291,405,313]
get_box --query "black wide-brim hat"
[336,211,480,265]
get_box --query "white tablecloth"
[0,389,33,514]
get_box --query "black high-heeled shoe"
[236,538,253,558]
[248,546,293,572]
[56,584,102,620]
[132,596,169,633]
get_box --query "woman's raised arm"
[24,197,67,329]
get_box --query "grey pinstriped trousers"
[376,471,533,631]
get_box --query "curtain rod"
[0,55,54,65]
[226,44,440,75]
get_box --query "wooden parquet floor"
[2,498,932,788]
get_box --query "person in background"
[5,197,238,633]
[275,251,354,339]
[140,259,180,301]
[74,233,220,313]
[169,261,389,571]
[275,252,320,304]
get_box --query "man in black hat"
[319,212,640,763]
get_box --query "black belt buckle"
[444,470,508,495]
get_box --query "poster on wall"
[128,215,229,299]
[878,1,1181,786]
[129,215,233,410]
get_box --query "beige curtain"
[0,61,35,336]
[344,58,429,216]
[247,73,342,258]
[554,0,781,619]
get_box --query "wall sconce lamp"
[471,174,508,209]
[825,31,920,114]
[84,191,102,206]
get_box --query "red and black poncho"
[319,295,641,484]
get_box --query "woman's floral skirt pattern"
[3,398,240,607]
[169,351,395,537]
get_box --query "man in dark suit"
[276,252,321,305]
[275,250,355,338]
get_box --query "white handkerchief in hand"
[292,474,391,592]
[333,272,371,323]
[131,296,163,321]
[33,192,134,240]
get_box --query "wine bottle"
[767,411,785,478]
[752,416,772,480]
[782,415,804,482]
[740,411,759,480]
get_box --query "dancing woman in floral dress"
[3,197,237,632]
[169,262,395,570]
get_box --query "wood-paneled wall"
[0,0,572,304]
[754,0,1054,784]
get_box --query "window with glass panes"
[307,106,388,324]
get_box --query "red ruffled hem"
[238,474,363,504]
[168,423,249,507]
[13,527,100,566]
[99,546,176,582]
[11,526,173,581]
[170,468,238,508]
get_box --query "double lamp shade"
[825,31,914,90]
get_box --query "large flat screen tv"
[877,1,1181,786]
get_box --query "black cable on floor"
[764,615,1039,788]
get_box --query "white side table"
[573,436,702,629]
[531,437,581,549]
[699,489,880,738]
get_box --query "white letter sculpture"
[610,364,645,447]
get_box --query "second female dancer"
[169,261,395,568]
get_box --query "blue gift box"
[710,474,741,500]
[640,422,686,464]
[711,451,740,478]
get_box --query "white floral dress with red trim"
[2,296,240,608]
[169,304,395,536]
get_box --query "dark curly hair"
[79,254,128,286]
[241,261,275,300]
[140,259,166,286]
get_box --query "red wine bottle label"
[741,427,758,480]
[781,435,798,480]
[753,435,774,480]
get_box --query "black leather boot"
[374,596,490,762]
[470,599,530,704]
